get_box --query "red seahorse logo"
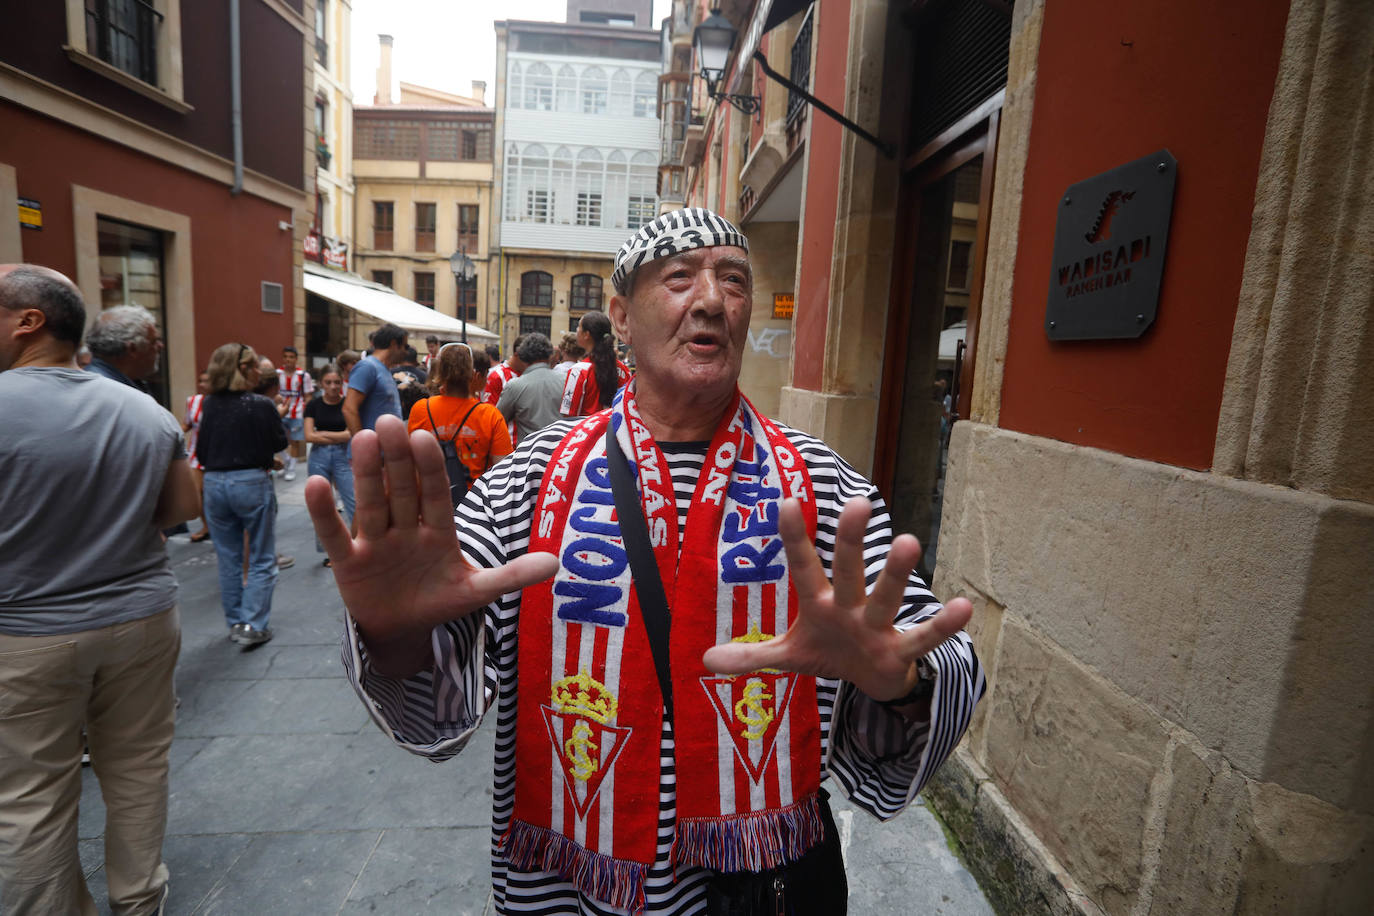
[1085,190,1135,244]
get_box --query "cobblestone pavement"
[75,473,994,915]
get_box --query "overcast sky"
[349,0,673,106]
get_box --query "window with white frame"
[634,71,658,118]
[627,151,657,228]
[610,69,633,117]
[581,67,608,115]
[576,148,604,227]
[509,61,523,109]
[556,65,578,111]
[524,62,553,110]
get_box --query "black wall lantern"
[692,9,761,116]
[691,7,893,157]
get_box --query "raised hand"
[700,496,972,702]
[306,414,557,677]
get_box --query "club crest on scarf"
[542,671,633,819]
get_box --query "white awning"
[303,263,497,342]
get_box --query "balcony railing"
[86,0,162,86]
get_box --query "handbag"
[606,430,848,916]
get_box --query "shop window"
[414,271,435,308]
[373,201,394,250]
[570,275,602,311]
[520,271,553,309]
[415,202,436,252]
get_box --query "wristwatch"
[877,658,936,709]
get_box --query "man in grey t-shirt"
[0,265,199,915]
[496,332,564,444]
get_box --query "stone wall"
[930,423,1374,915]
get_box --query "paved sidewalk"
[75,474,993,915]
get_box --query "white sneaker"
[284,469,297,481]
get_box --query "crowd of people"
[1,207,981,915]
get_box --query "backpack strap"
[427,398,480,445]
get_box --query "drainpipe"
[230,0,244,195]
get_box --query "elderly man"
[307,209,983,914]
[0,265,198,915]
[85,304,163,393]
[495,332,564,445]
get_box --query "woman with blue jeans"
[196,344,287,648]
[304,364,353,565]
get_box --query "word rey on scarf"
[505,385,822,913]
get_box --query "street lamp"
[691,8,893,157]
[449,247,475,344]
[692,9,760,117]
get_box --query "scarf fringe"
[671,793,825,874]
[503,819,648,914]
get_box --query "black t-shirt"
[198,391,288,471]
[304,396,347,433]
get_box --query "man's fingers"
[458,551,559,609]
[375,415,420,529]
[702,638,788,676]
[304,475,351,562]
[411,428,458,529]
[898,597,974,658]
[350,430,389,538]
[830,497,871,609]
[865,533,922,627]
[778,498,828,599]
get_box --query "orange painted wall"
[790,0,849,392]
[996,0,1289,469]
[1,103,297,372]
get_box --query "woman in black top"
[199,343,287,648]
[304,364,353,566]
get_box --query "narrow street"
[73,474,994,915]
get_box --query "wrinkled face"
[610,246,752,406]
[282,350,298,371]
[321,371,343,400]
[130,324,163,379]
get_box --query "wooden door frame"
[873,101,1001,500]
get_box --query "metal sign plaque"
[1045,150,1176,340]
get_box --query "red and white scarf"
[505,384,821,912]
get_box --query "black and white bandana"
[610,207,749,295]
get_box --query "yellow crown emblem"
[551,671,618,724]
[731,623,775,643]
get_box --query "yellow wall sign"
[18,198,42,230]
[772,293,794,320]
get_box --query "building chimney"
[471,80,487,106]
[376,34,393,105]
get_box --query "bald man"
[0,264,197,915]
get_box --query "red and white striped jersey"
[277,367,314,419]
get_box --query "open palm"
[306,415,556,676]
[701,496,972,702]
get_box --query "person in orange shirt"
[407,342,512,485]
[559,310,631,417]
